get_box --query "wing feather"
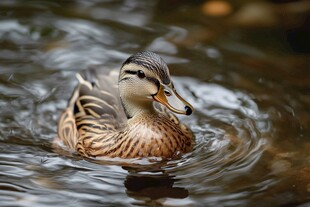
[57,66,127,150]
[74,67,127,128]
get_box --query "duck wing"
[57,66,127,150]
[73,67,127,129]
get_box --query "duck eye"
[137,70,145,79]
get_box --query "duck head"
[118,51,193,118]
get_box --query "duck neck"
[121,98,156,119]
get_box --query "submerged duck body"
[57,51,194,159]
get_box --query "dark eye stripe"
[124,70,159,89]
[125,70,145,79]
[124,70,137,75]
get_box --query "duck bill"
[153,84,194,115]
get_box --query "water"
[0,0,309,206]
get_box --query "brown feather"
[57,56,193,159]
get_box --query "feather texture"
[57,52,193,159]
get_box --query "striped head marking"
[119,51,193,118]
[120,51,170,85]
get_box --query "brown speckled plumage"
[57,51,194,159]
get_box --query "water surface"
[0,1,309,207]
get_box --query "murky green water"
[0,0,309,206]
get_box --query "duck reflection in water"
[123,166,188,204]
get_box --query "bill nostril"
[185,106,192,115]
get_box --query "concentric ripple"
[156,77,271,205]
[0,1,309,207]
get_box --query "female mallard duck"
[57,51,194,159]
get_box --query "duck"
[57,51,194,159]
